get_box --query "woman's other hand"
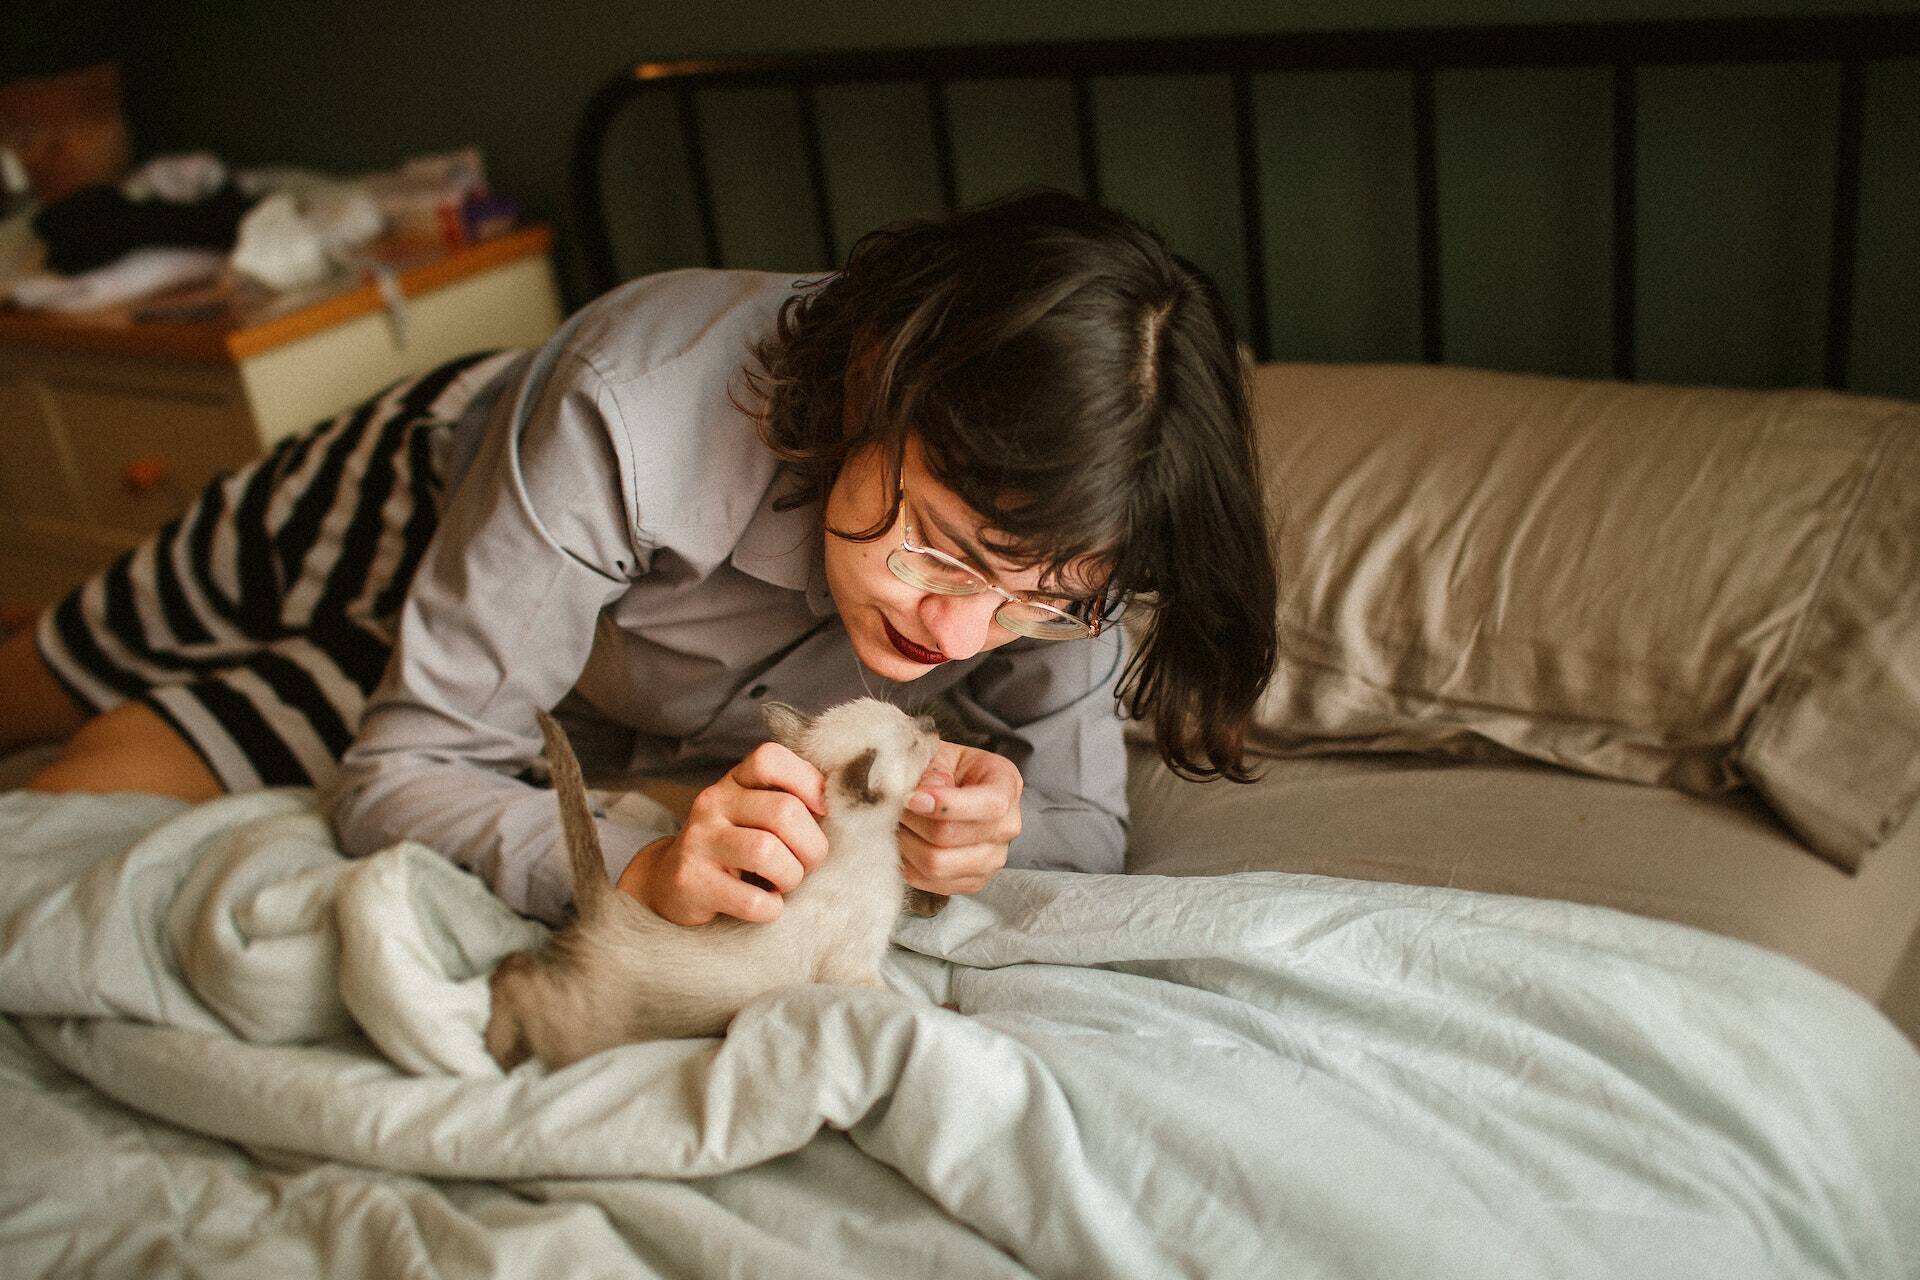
[897,741,1020,897]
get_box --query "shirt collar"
[729,468,836,617]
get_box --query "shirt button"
[748,684,769,699]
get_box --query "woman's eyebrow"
[921,504,998,575]
[922,503,1095,601]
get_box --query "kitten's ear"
[763,701,811,751]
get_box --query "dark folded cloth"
[32,181,258,274]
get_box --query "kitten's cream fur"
[484,699,939,1070]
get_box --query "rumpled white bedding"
[1,788,1916,1279]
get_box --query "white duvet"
[1,788,1916,1279]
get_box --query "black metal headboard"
[573,14,1920,396]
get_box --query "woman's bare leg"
[0,622,88,752]
[2,621,221,801]
[28,701,222,802]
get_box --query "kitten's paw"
[483,951,538,1070]
[818,968,890,992]
[904,888,949,917]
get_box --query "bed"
[4,14,1920,1279]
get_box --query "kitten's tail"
[535,709,612,915]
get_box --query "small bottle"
[1,145,47,286]
[0,146,33,220]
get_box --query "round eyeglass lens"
[996,602,1093,640]
[887,547,1105,640]
[888,547,983,593]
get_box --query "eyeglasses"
[884,482,1119,641]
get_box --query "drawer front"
[0,374,85,525]
[49,379,259,539]
[0,522,125,613]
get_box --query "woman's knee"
[0,622,90,750]
[27,701,223,803]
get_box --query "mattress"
[1126,743,1920,1013]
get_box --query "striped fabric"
[36,350,522,791]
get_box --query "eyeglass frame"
[883,479,1118,641]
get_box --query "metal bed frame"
[573,13,1920,390]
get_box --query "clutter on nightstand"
[0,128,554,615]
[3,144,525,319]
[0,146,39,288]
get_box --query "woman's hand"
[616,742,829,925]
[897,741,1021,896]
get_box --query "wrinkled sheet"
[1,788,1916,1279]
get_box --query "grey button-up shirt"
[331,268,1128,924]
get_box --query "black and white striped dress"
[35,349,523,790]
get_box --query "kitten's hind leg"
[814,956,890,992]
[484,951,539,1070]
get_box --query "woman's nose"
[918,591,1002,660]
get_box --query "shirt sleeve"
[329,345,674,925]
[942,628,1131,875]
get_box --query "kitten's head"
[764,698,940,811]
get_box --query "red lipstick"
[883,617,948,665]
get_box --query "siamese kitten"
[484,699,940,1070]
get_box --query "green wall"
[85,2,1920,394]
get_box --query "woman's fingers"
[713,822,810,893]
[700,862,786,923]
[896,826,1005,897]
[720,785,830,875]
[726,742,828,816]
[902,744,1021,843]
[628,835,788,925]
[634,743,828,924]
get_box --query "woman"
[0,188,1277,927]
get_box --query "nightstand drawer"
[50,379,256,538]
[0,375,81,525]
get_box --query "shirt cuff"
[593,789,682,886]
[1007,791,1127,875]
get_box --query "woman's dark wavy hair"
[741,186,1278,782]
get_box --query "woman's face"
[823,436,1069,679]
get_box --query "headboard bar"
[1070,75,1103,204]
[1611,65,1638,382]
[927,81,964,212]
[574,14,1920,391]
[669,84,723,270]
[792,83,839,266]
[1411,66,1444,365]
[1229,71,1271,363]
[1827,58,1868,392]
[603,16,1920,87]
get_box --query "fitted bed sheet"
[1126,743,1920,1032]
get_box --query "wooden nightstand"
[0,225,562,614]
